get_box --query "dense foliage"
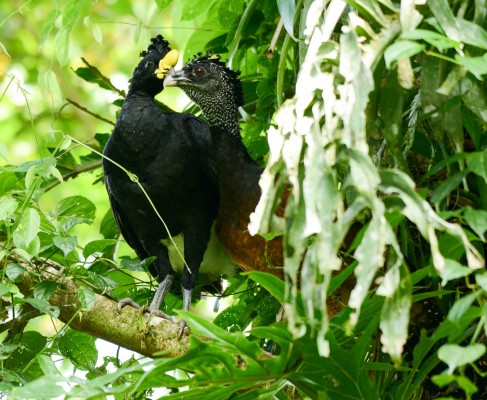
[1,0,486,399]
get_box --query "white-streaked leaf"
[438,343,486,374]
[380,264,411,362]
[440,259,474,285]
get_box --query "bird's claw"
[117,298,172,321]
[178,319,189,339]
[117,298,141,314]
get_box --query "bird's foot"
[178,319,189,339]
[117,298,173,321]
[117,297,142,314]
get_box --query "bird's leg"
[178,287,193,338]
[147,274,174,319]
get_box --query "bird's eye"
[146,60,154,68]
[193,66,205,77]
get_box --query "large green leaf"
[58,329,98,371]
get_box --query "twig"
[65,98,115,126]
[81,57,126,97]
[44,160,103,192]
[265,18,284,59]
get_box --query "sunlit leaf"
[11,376,68,399]
[438,343,486,374]
[277,0,297,39]
[53,235,78,257]
[83,239,118,258]
[78,288,96,310]
[384,40,425,68]
[467,150,487,181]
[34,280,59,302]
[440,259,473,285]
[5,263,27,282]
[0,172,18,195]
[59,329,98,371]
[24,298,60,319]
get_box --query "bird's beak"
[154,49,179,79]
[163,70,191,88]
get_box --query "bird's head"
[162,53,243,126]
[129,35,179,95]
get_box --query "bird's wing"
[105,177,149,261]
[184,115,219,184]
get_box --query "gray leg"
[148,275,174,313]
[178,287,193,338]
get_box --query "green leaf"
[467,151,487,181]
[0,196,18,220]
[476,273,487,291]
[83,239,118,258]
[20,208,40,244]
[24,298,60,319]
[5,263,27,282]
[447,292,477,324]
[38,67,63,104]
[384,40,425,68]
[155,0,172,11]
[454,53,487,80]
[73,67,112,91]
[219,0,246,27]
[120,255,155,272]
[179,311,262,360]
[0,142,8,161]
[455,17,487,50]
[246,272,285,303]
[10,376,68,399]
[430,169,469,205]
[53,235,78,257]
[440,259,473,285]
[438,343,486,374]
[401,29,459,51]
[0,283,19,297]
[181,0,213,22]
[37,354,61,376]
[40,9,60,47]
[34,281,59,302]
[13,208,41,256]
[463,207,487,241]
[5,331,47,372]
[277,0,297,39]
[78,288,96,310]
[0,41,10,57]
[55,27,70,67]
[0,172,18,195]
[59,329,98,371]
[427,0,462,42]
[56,195,96,231]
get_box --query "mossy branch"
[7,256,190,358]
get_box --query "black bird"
[162,54,285,279]
[103,37,224,336]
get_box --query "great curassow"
[162,54,287,280]
[103,37,229,336]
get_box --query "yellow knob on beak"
[155,49,179,79]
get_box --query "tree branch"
[11,258,190,358]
